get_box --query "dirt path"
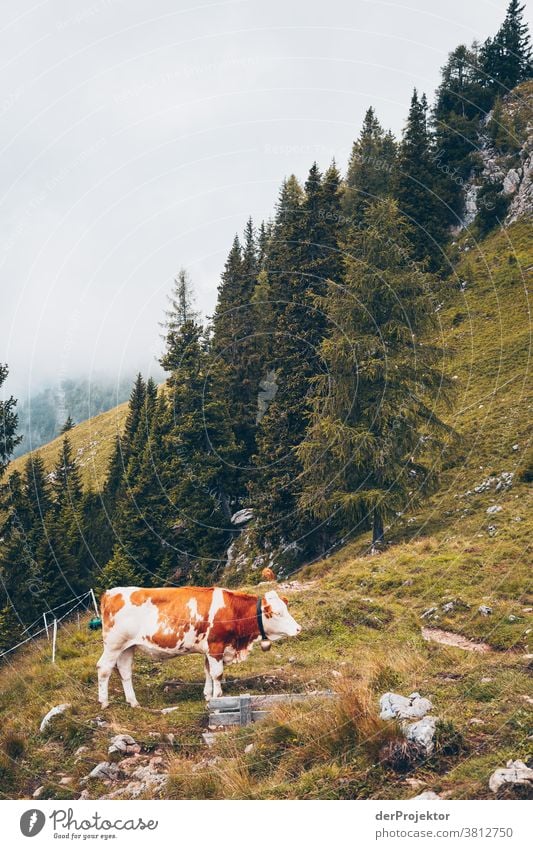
[421,627,492,653]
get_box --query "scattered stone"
[489,760,533,794]
[59,777,73,785]
[108,734,141,757]
[487,505,503,515]
[478,605,492,616]
[231,508,254,526]
[469,718,484,725]
[421,607,438,620]
[487,525,498,537]
[379,692,433,721]
[88,761,120,781]
[32,786,44,799]
[74,746,89,759]
[39,703,71,733]
[512,444,519,451]
[481,677,492,683]
[244,743,254,754]
[78,790,91,800]
[331,670,342,678]
[404,716,437,755]
[413,790,441,800]
[202,732,217,747]
[508,614,518,622]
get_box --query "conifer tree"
[396,90,448,268]
[297,199,454,546]
[160,269,200,373]
[482,1,532,92]
[343,108,397,223]
[0,364,21,477]
[250,165,344,556]
[60,415,75,433]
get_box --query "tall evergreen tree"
[250,165,344,556]
[160,269,200,373]
[396,90,449,268]
[482,1,532,92]
[343,108,397,223]
[297,199,454,546]
[0,364,21,477]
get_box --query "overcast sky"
[0,0,525,399]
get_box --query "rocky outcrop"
[458,82,533,230]
[489,760,533,794]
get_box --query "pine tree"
[160,269,200,373]
[122,374,146,462]
[250,165,344,556]
[482,1,532,92]
[396,90,449,269]
[60,415,75,433]
[343,108,397,223]
[0,364,22,477]
[297,199,454,546]
[432,44,493,219]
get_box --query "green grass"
[0,220,531,800]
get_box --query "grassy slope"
[0,221,531,801]
[8,402,128,491]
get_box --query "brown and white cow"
[97,586,301,708]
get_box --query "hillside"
[0,219,530,801]
[8,401,128,492]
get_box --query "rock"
[74,746,89,760]
[244,743,254,754]
[503,168,521,196]
[487,525,497,537]
[489,760,533,794]
[331,670,342,678]
[486,505,502,515]
[78,789,91,800]
[88,761,120,781]
[39,703,71,733]
[478,605,492,616]
[413,790,441,800]
[404,716,438,755]
[59,777,73,785]
[32,786,44,799]
[108,734,140,757]
[469,718,484,725]
[421,607,438,620]
[379,692,433,721]
[513,443,519,451]
[231,508,254,526]
[202,732,217,747]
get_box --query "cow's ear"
[263,602,273,618]
[281,596,288,605]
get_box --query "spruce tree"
[343,108,397,224]
[482,1,532,92]
[396,90,449,268]
[250,165,344,557]
[60,415,75,433]
[160,269,200,373]
[0,364,21,477]
[297,198,454,546]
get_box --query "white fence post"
[89,588,99,616]
[43,612,49,641]
[51,619,57,664]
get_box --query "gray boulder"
[379,691,433,721]
[489,760,533,794]
[39,703,71,733]
[404,716,437,755]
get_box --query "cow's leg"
[96,646,122,708]
[206,655,224,699]
[203,656,213,701]
[116,646,139,708]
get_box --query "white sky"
[0,0,526,398]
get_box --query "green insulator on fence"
[88,617,102,631]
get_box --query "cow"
[261,567,276,582]
[96,586,301,708]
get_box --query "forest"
[0,0,531,650]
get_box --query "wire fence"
[0,588,99,662]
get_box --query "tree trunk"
[372,511,384,546]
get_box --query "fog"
[0,0,515,399]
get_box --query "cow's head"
[262,591,301,640]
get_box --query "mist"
[0,0,517,399]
